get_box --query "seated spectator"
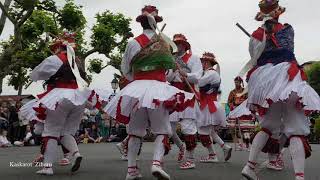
[7,99,21,144]
[87,124,102,143]
[16,100,28,142]
[107,122,121,142]
[10,124,38,147]
[0,129,12,147]
[23,125,36,146]
[76,125,86,144]
[0,116,8,131]
[98,112,109,139]
[88,106,99,124]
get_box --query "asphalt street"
[0,143,319,180]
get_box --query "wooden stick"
[175,63,200,101]
[236,23,251,38]
[234,121,238,151]
[160,23,167,32]
[237,118,244,143]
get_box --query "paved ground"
[0,143,319,180]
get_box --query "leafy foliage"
[91,10,131,54]
[88,58,103,74]
[58,0,86,31]
[7,68,29,90]
[306,62,320,95]
[107,53,122,71]
[20,10,58,42]
[0,0,132,94]
[88,10,132,73]
[314,116,320,137]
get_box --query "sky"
[0,0,319,101]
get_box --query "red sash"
[135,34,150,48]
[133,69,166,82]
[181,53,192,63]
[199,93,218,113]
[37,80,78,99]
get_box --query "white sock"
[289,137,305,176]
[153,135,165,162]
[122,136,129,146]
[186,150,195,161]
[207,144,216,155]
[128,136,141,167]
[248,131,269,167]
[210,130,225,147]
[60,135,80,157]
[43,139,58,167]
[171,123,184,149]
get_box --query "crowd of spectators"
[75,103,127,144]
[0,99,35,147]
[1,97,318,148]
[0,99,127,148]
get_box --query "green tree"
[87,10,132,73]
[0,0,132,95]
[0,0,59,94]
[305,61,320,95]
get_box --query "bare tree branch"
[17,8,33,27]
[0,0,12,35]
[83,47,99,59]
[36,4,61,16]
[100,64,109,70]
[13,0,23,4]
[0,0,17,25]
[15,9,24,20]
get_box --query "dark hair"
[209,61,217,67]
[265,19,278,33]
[139,16,153,30]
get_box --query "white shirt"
[198,69,221,95]
[30,55,63,82]
[121,29,156,81]
[198,69,221,88]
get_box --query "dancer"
[239,1,320,180]
[115,76,131,161]
[167,33,203,169]
[196,52,232,163]
[104,5,193,180]
[20,32,92,175]
[228,77,255,151]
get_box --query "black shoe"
[71,156,83,173]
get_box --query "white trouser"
[127,106,172,137]
[197,125,215,135]
[42,99,85,137]
[258,93,310,137]
[180,118,197,135]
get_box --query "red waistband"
[37,81,78,99]
[200,93,218,113]
[47,80,78,91]
[171,82,185,90]
[133,69,166,82]
[200,93,217,101]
